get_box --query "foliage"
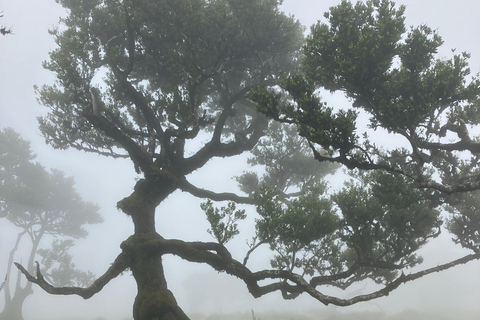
[0,128,102,238]
[36,0,304,171]
[251,0,480,279]
[37,239,97,287]
[249,0,480,305]
[14,0,480,319]
[236,122,339,194]
[201,200,246,245]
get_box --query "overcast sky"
[1,0,480,319]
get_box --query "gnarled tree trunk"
[0,283,32,320]
[123,233,189,320]
[117,175,189,320]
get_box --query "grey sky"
[1,0,480,319]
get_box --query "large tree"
[15,0,480,320]
[0,128,102,320]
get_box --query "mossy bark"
[127,234,189,320]
[118,175,189,320]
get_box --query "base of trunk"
[125,233,190,320]
[134,288,188,320]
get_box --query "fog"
[1,0,480,319]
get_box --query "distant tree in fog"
[0,128,102,320]
[13,0,480,319]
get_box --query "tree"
[0,128,102,320]
[14,0,480,319]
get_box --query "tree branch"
[14,252,130,299]
[83,109,152,174]
[155,238,480,307]
[178,177,256,205]
[419,140,480,154]
[309,142,480,195]
[181,113,267,175]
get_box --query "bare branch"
[181,113,267,175]
[178,177,256,205]
[419,140,480,154]
[14,252,130,299]
[243,240,267,266]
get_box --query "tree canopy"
[14,0,480,319]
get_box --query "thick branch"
[181,114,267,175]
[156,238,480,307]
[83,110,152,173]
[419,140,480,154]
[14,252,130,299]
[178,177,256,205]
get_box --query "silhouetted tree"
[14,1,480,320]
[0,128,102,320]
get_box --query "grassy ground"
[38,308,480,320]
[188,308,480,320]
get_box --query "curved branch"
[83,109,152,174]
[309,143,480,195]
[14,252,130,299]
[156,238,480,307]
[243,240,267,266]
[181,113,268,175]
[178,177,256,205]
[309,142,409,174]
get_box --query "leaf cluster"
[37,239,96,287]
[201,199,246,245]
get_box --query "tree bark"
[117,174,177,234]
[118,174,190,320]
[123,233,190,320]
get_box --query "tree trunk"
[126,233,190,320]
[118,175,189,320]
[1,222,42,320]
[0,285,32,320]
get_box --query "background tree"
[0,128,102,320]
[13,0,480,320]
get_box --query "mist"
[1,0,480,319]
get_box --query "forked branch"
[14,252,130,299]
[159,238,480,306]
